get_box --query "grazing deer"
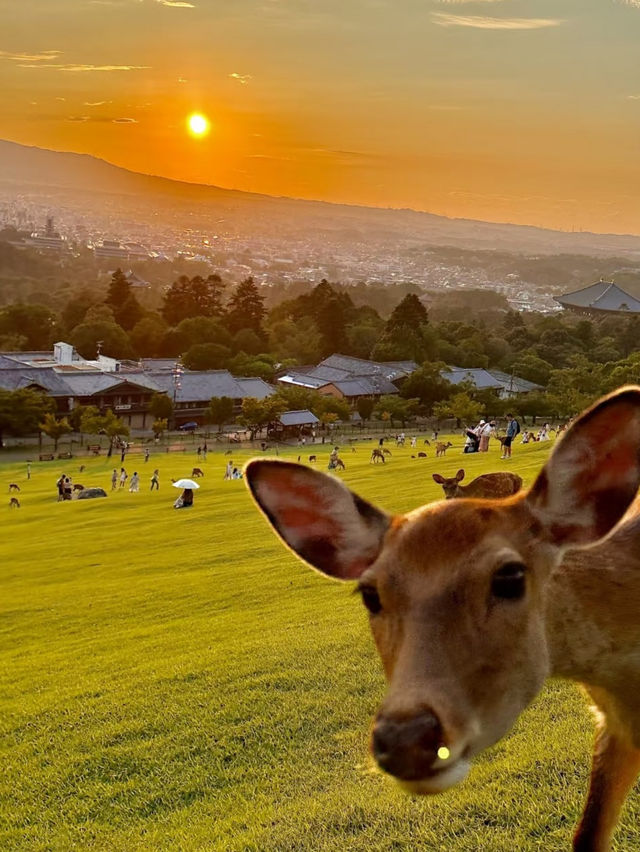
[9,496,20,508]
[191,467,205,478]
[9,483,20,492]
[435,441,453,457]
[433,469,522,500]
[334,458,346,471]
[308,455,317,463]
[383,448,392,457]
[370,449,386,464]
[245,386,640,852]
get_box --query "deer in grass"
[245,386,640,852]
[433,468,523,500]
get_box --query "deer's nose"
[372,711,443,780]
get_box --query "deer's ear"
[432,473,445,484]
[244,460,391,580]
[455,469,465,482]
[526,387,640,548]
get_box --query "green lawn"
[1,437,639,851]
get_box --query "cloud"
[66,115,138,123]
[432,12,564,29]
[628,94,640,99]
[155,0,195,6]
[229,72,252,84]
[618,0,640,7]
[20,63,150,72]
[0,50,61,62]
[84,100,112,105]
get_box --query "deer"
[244,386,640,852]
[370,448,386,464]
[435,441,453,457]
[433,469,523,500]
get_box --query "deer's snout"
[372,710,443,780]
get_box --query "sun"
[187,113,210,137]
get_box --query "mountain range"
[1,138,640,257]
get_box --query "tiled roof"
[278,409,320,426]
[147,370,273,402]
[556,281,640,313]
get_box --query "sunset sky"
[2,0,639,234]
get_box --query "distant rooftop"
[556,280,640,314]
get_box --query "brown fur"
[9,496,20,508]
[9,483,20,492]
[370,449,386,464]
[433,469,523,500]
[245,386,640,851]
[435,441,453,457]
[191,467,205,478]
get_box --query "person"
[150,468,159,491]
[539,423,550,441]
[26,462,31,480]
[329,446,340,469]
[119,467,128,489]
[224,460,233,480]
[144,448,150,463]
[120,445,126,464]
[379,437,384,447]
[410,437,417,448]
[232,467,243,480]
[129,471,140,493]
[479,420,494,453]
[433,430,439,442]
[521,430,530,444]
[197,446,202,459]
[501,412,520,460]
[174,487,193,509]
[463,429,479,454]
[203,442,208,461]
[63,476,73,500]
[111,468,118,491]
[56,473,65,502]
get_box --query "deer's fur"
[433,469,523,500]
[245,387,640,851]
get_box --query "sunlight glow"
[187,113,210,137]
[437,746,451,761]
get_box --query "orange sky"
[1,0,640,234]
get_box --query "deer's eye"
[491,562,527,600]
[359,585,382,615]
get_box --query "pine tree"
[226,277,266,338]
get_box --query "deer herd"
[246,387,640,852]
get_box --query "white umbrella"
[172,478,201,489]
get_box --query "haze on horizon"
[1,0,639,236]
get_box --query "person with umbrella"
[173,477,200,508]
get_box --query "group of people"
[464,413,521,458]
[196,444,208,461]
[56,473,73,501]
[224,460,243,480]
[111,468,160,492]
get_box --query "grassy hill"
[1,437,639,851]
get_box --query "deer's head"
[245,388,640,795]
[432,468,465,498]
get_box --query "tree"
[226,277,266,338]
[129,315,168,358]
[162,274,226,325]
[105,269,143,330]
[0,303,58,350]
[0,388,53,446]
[69,320,133,359]
[149,393,173,422]
[314,395,351,424]
[400,363,453,413]
[433,392,483,428]
[79,407,129,457]
[207,396,235,432]
[39,413,72,451]
[372,293,431,362]
[239,396,286,440]
[152,418,168,438]
[182,343,231,371]
[373,395,419,427]
[356,397,375,425]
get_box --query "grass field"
[2,436,639,851]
